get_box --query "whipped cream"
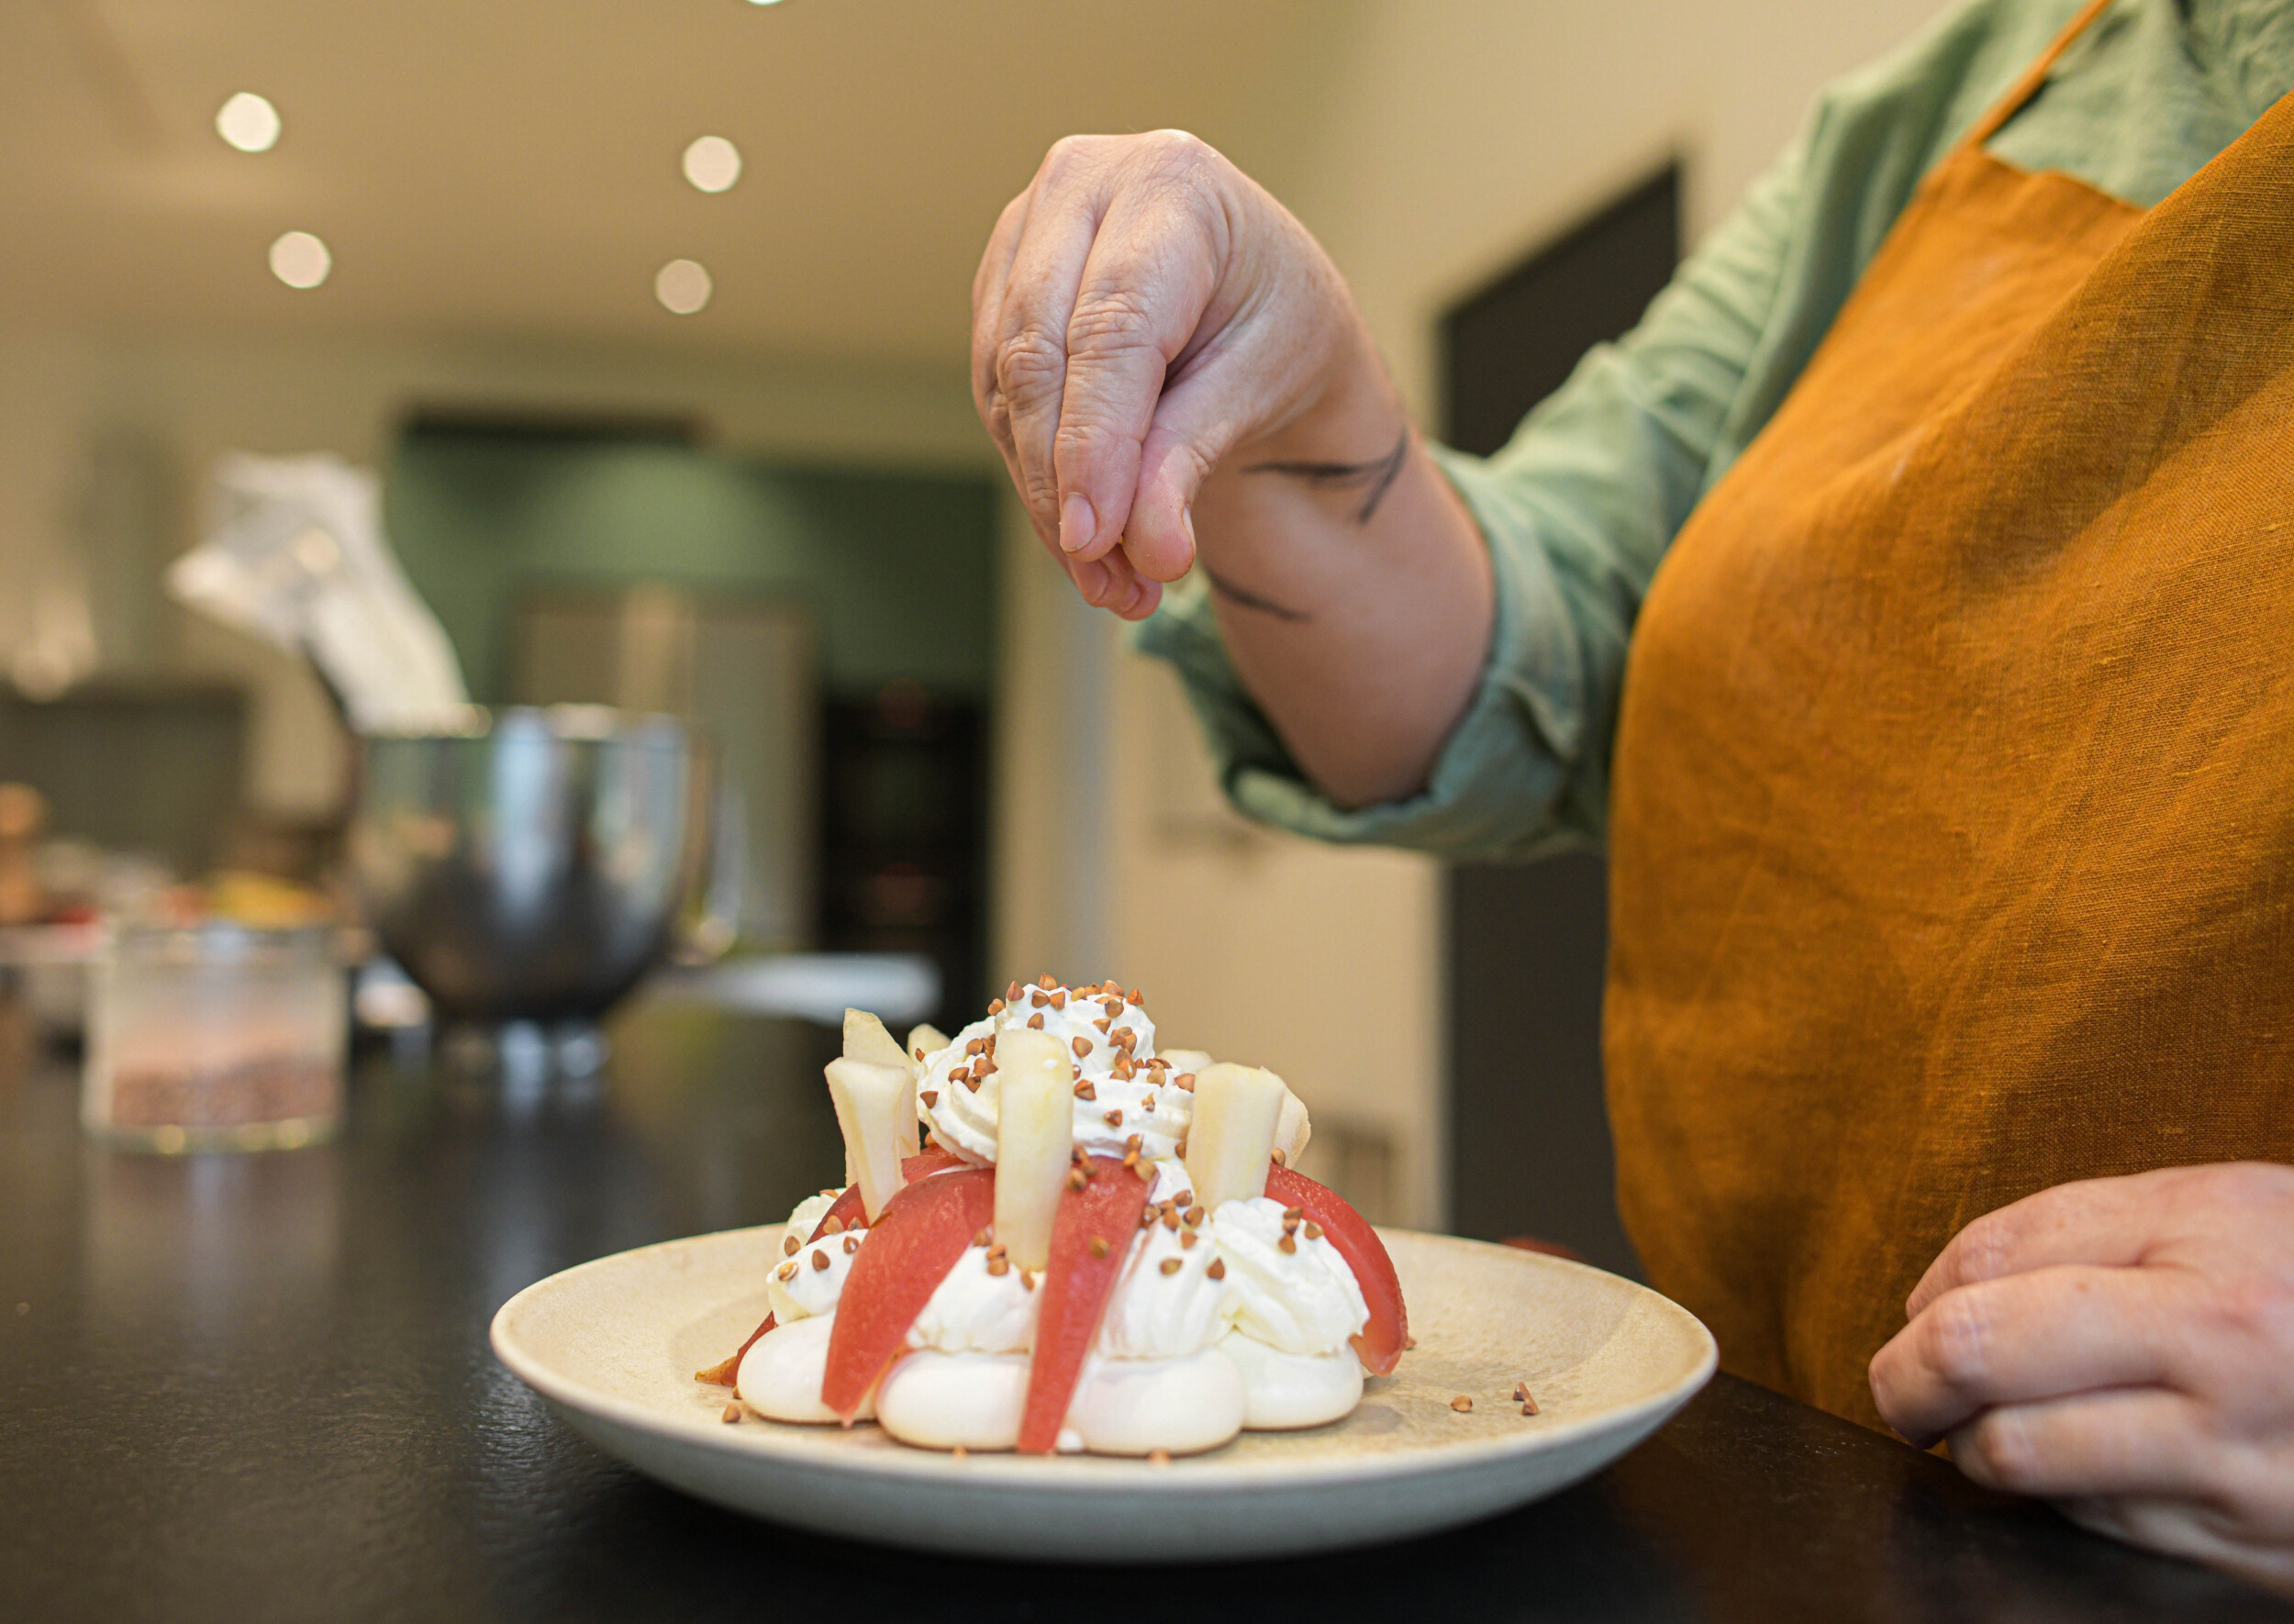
[917,984,1194,1165]
[767,1222,867,1322]
[907,1244,1040,1353]
[1097,1201,1227,1359]
[1208,1196,1369,1356]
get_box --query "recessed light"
[216,92,281,153]
[655,259,712,314]
[270,231,331,289]
[683,135,742,194]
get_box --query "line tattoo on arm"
[1201,564,1311,624]
[1242,426,1410,524]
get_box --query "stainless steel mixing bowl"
[350,706,701,1023]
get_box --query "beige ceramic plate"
[491,1224,1716,1562]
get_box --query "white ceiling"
[0,0,1336,364]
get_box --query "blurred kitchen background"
[0,0,1943,1253]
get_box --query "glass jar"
[84,924,348,1151]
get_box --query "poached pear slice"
[990,1026,1070,1272]
[906,1022,951,1063]
[825,1055,918,1222]
[843,1007,911,1070]
[1184,1062,1286,1209]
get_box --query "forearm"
[1192,353,1492,807]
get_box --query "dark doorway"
[1439,165,1680,1277]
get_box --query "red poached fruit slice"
[1264,1162,1409,1375]
[695,1313,775,1386]
[902,1145,970,1183]
[1018,1155,1152,1453]
[820,1167,996,1422]
[808,1184,869,1241]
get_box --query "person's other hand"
[972,130,1375,619]
[1870,1162,2294,1593]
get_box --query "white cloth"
[170,453,469,733]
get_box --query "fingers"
[1050,172,1224,569]
[988,172,1108,551]
[1948,1386,2217,1501]
[1906,1170,2188,1319]
[1872,1265,2187,1446]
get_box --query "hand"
[971,130,1380,619]
[1869,1162,2294,1593]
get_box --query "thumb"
[1118,370,1243,582]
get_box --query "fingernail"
[1060,493,1097,554]
[1182,505,1197,551]
[1075,559,1111,604]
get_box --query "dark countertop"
[4,997,2288,1624]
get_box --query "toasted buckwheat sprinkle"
[1028,1013,1045,1029]
[1103,1109,1123,1127]
[822,1217,844,1234]
[1278,1235,1297,1254]
[1068,1168,1087,1191]
[1271,1148,1287,1166]
[1175,1073,1197,1093]
[722,1403,741,1424]
[1206,1257,1225,1279]
[987,998,1005,1016]
[920,1090,939,1108]
[1451,1396,1474,1413]
[1305,1221,1323,1240]
[1159,1257,1182,1276]
[783,1234,800,1256]
[1088,1237,1109,1259]
[1180,1230,1199,1251]
[1148,1449,1172,1466]
[1038,973,1056,990]
[1184,1206,1204,1227]
[1073,1080,1097,1100]
[777,1262,796,1281]
[843,1235,860,1254]
[986,1257,1009,1276]
[1020,1271,1037,1291]
[811,1249,831,1272]
[1072,1036,1092,1057]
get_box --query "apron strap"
[1964,0,2118,147]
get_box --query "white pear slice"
[1271,1076,1313,1169]
[907,1022,950,1063]
[843,1007,911,1069]
[1160,1048,1214,1075]
[991,1027,1071,1272]
[826,1056,917,1221]
[1184,1062,1286,1209]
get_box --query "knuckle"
[1963,1411,2042,1494]
[1921,1293,1995,1391]
[994,327,1067,406]
[1065,288,1160,356]
[2210,1273,2294,1346]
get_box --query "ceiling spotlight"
[655,259,712,315]
[216,92,281,153]
[683,135,742,194]
[270,231,331,289]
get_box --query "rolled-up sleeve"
[1134,128,1809,860]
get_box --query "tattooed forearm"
[1202,563,1312,624]
[1242,426,1409,524]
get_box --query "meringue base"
[738,1314,875,1424]
[1064,1348,1246,1456]
[1218,1331,1364,1429]
[877,1350,1029,1450]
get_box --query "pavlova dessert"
[696,977,1408,1456]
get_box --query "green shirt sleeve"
[1137,0,2284,859]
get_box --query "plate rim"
[491,1223,1718,1494]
